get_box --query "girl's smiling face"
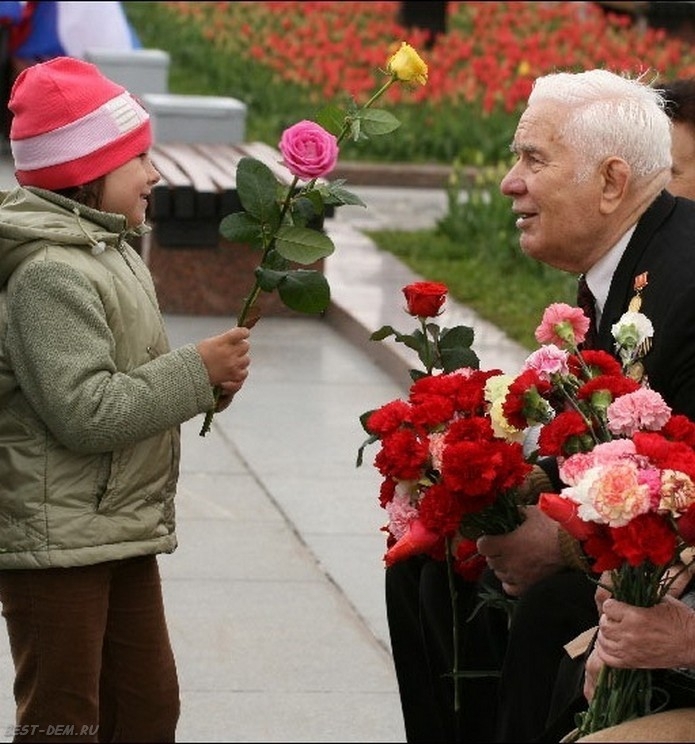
[101,153,160,227]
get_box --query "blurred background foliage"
[123,1,695,166]
[123,1,686,348]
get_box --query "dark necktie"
[576,274,598,349]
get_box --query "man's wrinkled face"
[499,102,605,274]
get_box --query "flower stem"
[336,77,396,146]
[445,538,461,715]
[421,317,435,374]
[199,176,300,437]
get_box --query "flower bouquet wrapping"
[500,300,695,739]
[200,41,428,435]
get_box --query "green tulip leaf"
[277,270,331,313]
[236,157,282,223]
[275,225,335,264]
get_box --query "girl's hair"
[529,69,672,181]
[54,178,105,210]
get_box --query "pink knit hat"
[9,56,152,189]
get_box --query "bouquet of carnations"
[501,300,695,738]
[358,281,534,579]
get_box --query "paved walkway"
[0,161,528,742]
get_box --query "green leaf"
[439,325,480,372]
[314,104,346,137]
[370,325,399,341]
[255,266,285,292]
[291,193,323,227]
[236,157,281,222]
[261,248,290,271]
[218,211,263,247]
[277,269,330,313]
[440,325,476,352]
[275,225,334,264]
[356,430,379,468]
[440,346,480,373]
[358,108,401,137]
[321,183,366,208]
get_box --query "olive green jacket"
[0,187,215,568]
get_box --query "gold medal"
[628,272,648,314]
[627,361,645,383]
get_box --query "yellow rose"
[387,42,428,86]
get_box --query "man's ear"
[598,157,630,214]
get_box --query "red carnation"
[611,512,677,567]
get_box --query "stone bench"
[144,141,331,317]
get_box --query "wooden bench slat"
[190,144,238,190]
[234,141,300,185]
[149,145,193,187]
[153,143,219,193]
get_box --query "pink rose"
[278,120,339,180]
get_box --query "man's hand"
[593,595,695,670]
[477,505,565,596]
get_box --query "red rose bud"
[402,281,448,318]
[383,518,441,566]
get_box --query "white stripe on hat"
[12,92,149,171]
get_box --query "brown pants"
[0,555,179,743]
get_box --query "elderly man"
[386,68,695,743]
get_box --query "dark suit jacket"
[598,189,695,419]
[540,190,695,488]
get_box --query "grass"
[365,228,577,351]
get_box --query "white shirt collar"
[583,225,637,325]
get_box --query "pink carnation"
[521,344,569,380]
[385,490,420,540]
[279,120,339,180]
[535,303,589,347]
[607,388,672,437]
[559,439,636,486]
[588,462,653,527]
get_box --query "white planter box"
[141,93,247,145]
[83,48,170,96]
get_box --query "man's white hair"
[529,69,672,181]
